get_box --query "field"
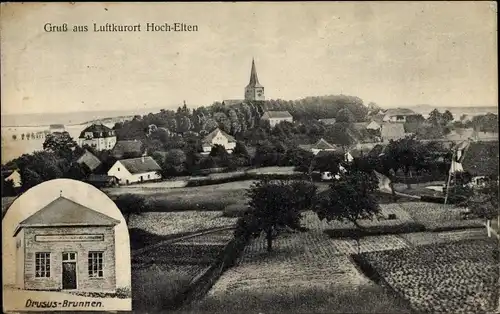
[185,229,414,314]
[356,239,499,313]
[106,180,254,211]
[128,211,238,250]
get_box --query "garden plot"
[400,202,483,230]
[209,231,371,296]
[301,204,418,234]
[329,235,410,255]
[356,239,499,314]
[400,229,488,246]
[129,211,238,236]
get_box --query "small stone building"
[13,196,120,292]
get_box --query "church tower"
[245,58,265,101]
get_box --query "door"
[62,252,77,290]
[62,262,77,289]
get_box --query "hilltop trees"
[236,180,317,252]
[43,132,79,160]
[114,194,148,224]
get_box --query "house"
[77,123,117,151]
[107,156,162,185]
[86,174,119,188]
[201,128,236,154]
[318,118,336,125]
[261,111,294,128]
[380,123,406,143]
[13,196,120,292]
[111,140,146,159]
[75,150,102,172]
[366,120,382,131]
[49,124,65,133]
[381,108,418,123]
[2,169,21,188]
[299,138,337,155]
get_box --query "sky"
[1,2,497,115]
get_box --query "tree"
[442,110,454,125]
[159,149,187,176]
[20,168,43,191]
[113,194,148,224]
[385,136,427,189]
[468,181,498,237]
[313,168,380,253]
[233,141,250,158]
[1,179,16,197]
[43,132,78,160]
[336,108,355,124]
[253,141,278,167]
[237,180,317,252]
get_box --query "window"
[88,252,104,278]
[117,167,120,171]
[148,174,150,179]
[62,252,76,261]
[35,252,50,278]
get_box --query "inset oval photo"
[2,178,132,312]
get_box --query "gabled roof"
[79,123,114,138]
[202,128,236,144]
[382,108,417,116]
[368,144,388,157]
[381,123,406,139]
[461,141,499,177]
[111,140,144,158]
[117,156,162,174]
[366,120,381,129]
[353,122,370,131]
[76,150,102,171]
[13,196,120,236]
[262,111,293,119]
[318,118,336,125]
[312,138,336,150]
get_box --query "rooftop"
[263,111,293,119]
[202,128,236,144]
[13,196,120,236]
[118,156,162,174]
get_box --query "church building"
[244,58,265,101]
[222,58,265,106]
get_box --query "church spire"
[248,58,262,87]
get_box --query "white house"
[3,169,21,188]
[299,138,337,155]
[107,156,162,185]
[78,123,117,151]
[201,128,237,154]
[261,111,294,128]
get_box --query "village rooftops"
[202,128,236,144]
[312,138,337,150]
[75,150,102,171]
[382,108,417,116]
[262,111,293,119]
[381,123,406,139]
[79,123,115,138]
[118,156,162,174]
[13,196,120,236]
[111,140,144,158]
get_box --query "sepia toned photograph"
[1,2,498,313]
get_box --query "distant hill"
[382,105,497,118]
[1,107,169,127]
